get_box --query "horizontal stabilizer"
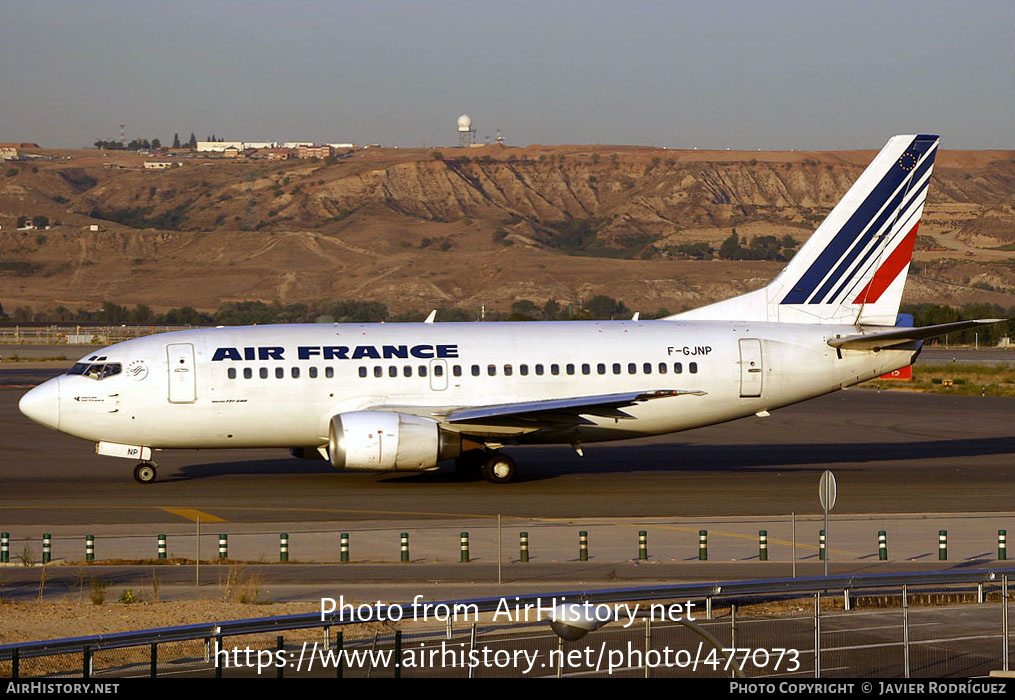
[827,319,1004,351]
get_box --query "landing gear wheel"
[482,453,516,484]
[133,462,157,484]
[454,450,486,480]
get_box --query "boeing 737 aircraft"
[18,134,1001,483]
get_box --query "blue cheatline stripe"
[827,178,928,305]
[811,147,936,305]
[779,135,937,305]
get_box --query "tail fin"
[669,134,939,326]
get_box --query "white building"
[283,141,314,149]
[327,143,355,149]
[196,141,245,152]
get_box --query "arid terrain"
[1,144,1013,316]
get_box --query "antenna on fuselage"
[423,309,437,323]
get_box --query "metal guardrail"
[2,567,1011,662]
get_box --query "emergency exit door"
[739,338,763,398]
[167,343,197,403]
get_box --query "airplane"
[18,134,1002,484]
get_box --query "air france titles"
[212,345,459,362]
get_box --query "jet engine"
[328,411,461,471]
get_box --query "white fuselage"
[28,320,916,457]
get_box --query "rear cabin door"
[738,338,763,398]
[167,343,197,403]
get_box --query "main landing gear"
[454,449,517,484]
[133,461,158,484]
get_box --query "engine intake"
[328,411,460,471]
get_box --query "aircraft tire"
[482,453,516,484]
[133,462,157,484]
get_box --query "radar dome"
[457,114,472,131]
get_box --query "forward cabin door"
[738,338,763,398]
[167,343,197,403]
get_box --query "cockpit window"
[67,362,122,380]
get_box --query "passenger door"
[738,339,763,398]
[167,343,197,403]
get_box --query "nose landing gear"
[133,461,158,484]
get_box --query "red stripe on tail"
[852,221,920,304]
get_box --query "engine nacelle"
[328,411,461,471]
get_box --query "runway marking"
[160,508,226,523]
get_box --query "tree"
[586,295,630,320]
[151,138,161,149]
[188,133,197,149]
[172,133,181,149]
[718,231,743,260]
[542,298,562,320]
[33,214,49,228]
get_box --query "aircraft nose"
[19,376,61,430]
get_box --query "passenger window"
[690,362,698,374]
[582,363,591,375]
[472,364,480,376]
[453,365,462,377]
[275,367,284,379]
[389,366,398,377]
[311,367,320,378]
[643,363,652,374]
[259,368,268,379]
[291,367,300,379]
[566,364,575,375]
[520,364,529,376]
[374,366,383,378]
[550,364,560,376]
[597,363,606,375]
[404,366,412,377]
[613,363,621,375]
[535,364,544,376]
[658,362,667,374]
[434,365,444,377]
[628,363,637,374]
[674,362,682,374]
[488,364,496,376]
[504,365,513,376]
[418,365,427,377]
[243,368,252,379]
[227,368,236,379]
[325,367,334,378]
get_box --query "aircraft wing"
[372,389,705,432]
[827,319,1005,351]
[443,389,705,425]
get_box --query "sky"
[1,0,1013,151]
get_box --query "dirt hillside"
[1,144,1013,315]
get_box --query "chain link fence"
[2,577,1010,678]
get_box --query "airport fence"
[0,325,196,346]
[0,569,1011,678]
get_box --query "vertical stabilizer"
[668,134,939,326]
